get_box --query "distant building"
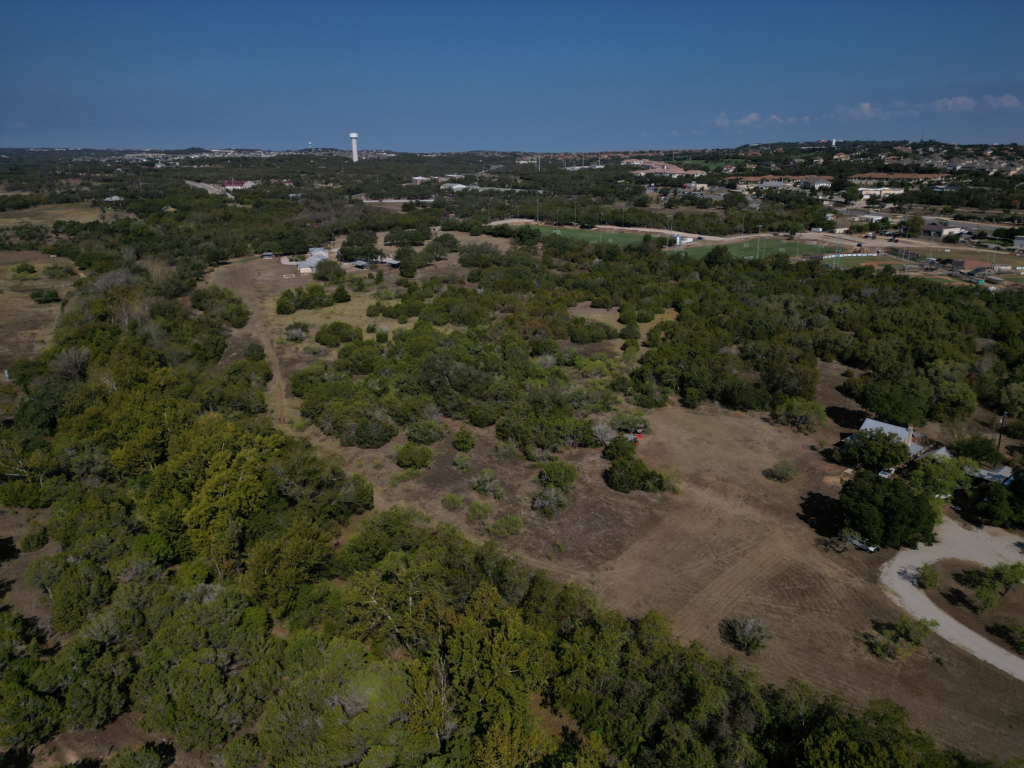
[1015,235,1024,250]
[103,196,123,203]
[222,179,255,191]
[411,176,430,184]
[721,165,736,173]
[923,222,962,239]
[800,177,832,190]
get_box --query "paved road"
[879,517,1024,682]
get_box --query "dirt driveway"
[880,517,1024,682]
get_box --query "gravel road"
[879,517,1024,682]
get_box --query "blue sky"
[2,0,1021,151]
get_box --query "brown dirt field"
[197,261,1024,759]
[0,251,79,371]
[928,558,1024,658]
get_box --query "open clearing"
[192,257,1024,759]
[0,202,106,227]
[0,251,79,371]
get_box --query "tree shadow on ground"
[986,623,1023,650]
[940,587,975,611]
[798,492,843,538]
[0,536,18,565]
[0,748,34,768]
[825,406,868,430]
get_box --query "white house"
[922,222,962,239]
[854,417,926,458]
[1014,235,1024,250]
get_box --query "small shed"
[353,260,368,269]
[262,251,276,259]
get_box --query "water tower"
[349,133,359,162]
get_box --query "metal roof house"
[855,417,927,458]
[285,247,332,270]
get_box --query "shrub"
[285,321,308,342]
[441,493,464,511]
[452,426,476,452]
[602,434,636,461]
[539,459,577,493]
[611,410,649,433]
[954,435,1004,465]
[42,263,76,279]
[376,331,388,344]
[19,523,49,552]
[13,262,36,274]
[730,616,771,654]
[453,453,471,472]
[473,469,505,499]
[333,285,351,303]
[407,420,445,445]
[396,443,433,469]
[591,422,615,444]
[871,615,937,660]
[532,487,566,519]
[29,289,59,304]
[243,342,266,361]
[604,457,664,493]
[315,321,360,348]
[772,398,826,433]
[276,290,296,314]
[466,500,490,523]
[766,460,801,482]
[917,563,938,589]
[487,514,522,538]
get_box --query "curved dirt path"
[879,517,1024,682]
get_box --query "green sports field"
[529,225,649,246]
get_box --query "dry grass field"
[0,251,79,371]
[193,255,1024,759]
[0,202,108,227]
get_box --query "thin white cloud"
[983,93,1022,109]
[835,102,887,119]
[714,112,730,127]
[735,112,760,126]
[931,96,975,112]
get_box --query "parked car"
[878,467,896,479]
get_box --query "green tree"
[954,435,1003,465]
[453,426,476,452]
[772,398,826,433]
[834,429,911,472]
[839,471,938,548]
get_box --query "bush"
[42,263,76,279]
[396,443,432,469]
[766,460,800,482]
[441,493,464,510]
[604,457,664,493]
[13,262,36,274]
[871,615,937,660]
[473,469,505,499]
[333,285,351,303]
[29,289,59,304]
[532,487,566,518]
[539,459,577,493]
[917,563,938,589]
[376,331,388,344]
[452,426,476,452]
[954,435,1004,465]
[730,616,771,654]
[611,410,649,433]
[243,341,266,361]
[487,514,522,538]
[772,398,826,433]
[407,420,445,445]
[285,321,308,341]
[453,453,471,472]
[19,523,49,552]
[466,500,490,523]
[602,434,636,461]
[315,321,360,348]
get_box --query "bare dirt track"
[198,259,1024,760]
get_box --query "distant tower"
[350,133,359,162]
[308,142,312,152]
